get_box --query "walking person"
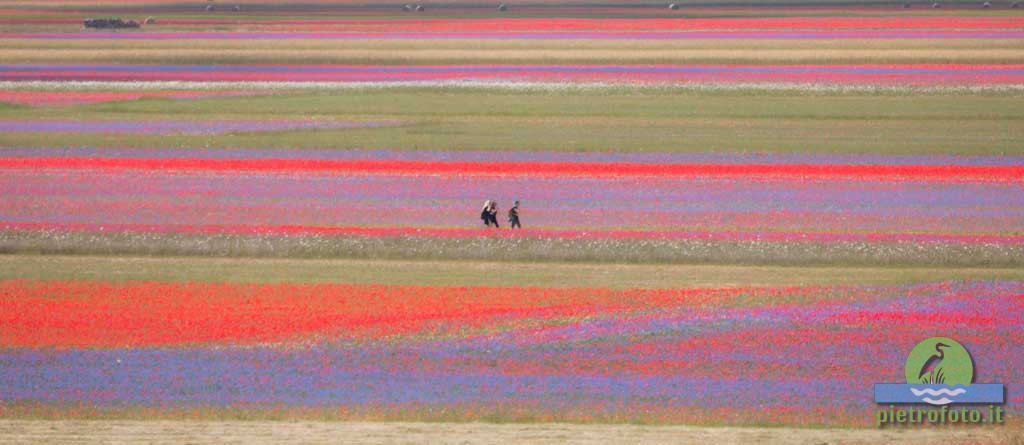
[508,200,521,229]
[481,200,493,227]
[488,200,500,228]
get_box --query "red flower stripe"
[0,280,758,348]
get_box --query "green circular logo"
[904,337,974,386]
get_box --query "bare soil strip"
[1,420,1019,444]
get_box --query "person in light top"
[481,200,493,227]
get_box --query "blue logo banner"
[875,384,1004,405]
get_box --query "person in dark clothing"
[508,200,521,229]
[481,200,493,227]
[487,201,500,228]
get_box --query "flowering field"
[1,148,1021,265]
[3,13,1024,81]
[6,16,1024,31]
[1,279,1021,425]
[1,1,1023,440]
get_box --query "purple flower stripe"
[0,120,401,135]
[6,64,1024,75]
[2,169,1021,234]
[2,64,1022,84]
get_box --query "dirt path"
[1,420,1018,444]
